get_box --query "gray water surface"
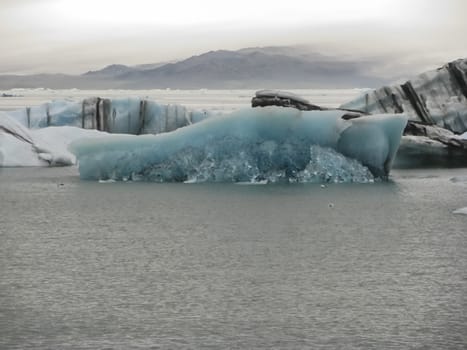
[1,167,467,349]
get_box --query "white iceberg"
[0,111,102,167]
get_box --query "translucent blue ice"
[70,107,407,183]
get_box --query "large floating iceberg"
[70,107,407,183]
[0,96,407,183]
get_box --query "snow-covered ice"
[0,111,103,166]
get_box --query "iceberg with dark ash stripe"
[340,58,467,134]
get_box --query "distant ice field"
[0,88,367,112]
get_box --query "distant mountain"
[0,46,388,89]
[133,62,173,70]
[83,62,170,77]
[83,64,137,77]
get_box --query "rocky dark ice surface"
[340,59,467,166]
[340,58,467,134]
[252,60,467,167]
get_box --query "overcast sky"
[1,0,466,77]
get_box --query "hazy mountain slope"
[83,64,138,78]
[0,46,387,89]
[118,48,385,88]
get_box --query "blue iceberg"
[70,107,407,183]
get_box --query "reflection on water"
[1,167,466,349]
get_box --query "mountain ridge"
[0,46,388,89]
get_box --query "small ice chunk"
[453,207,467,215]
[450,176,467,183]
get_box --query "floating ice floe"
[450,175,467,183]
[453,207,467,215]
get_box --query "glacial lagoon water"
[1,89,467,349]
[1,166,467,349]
